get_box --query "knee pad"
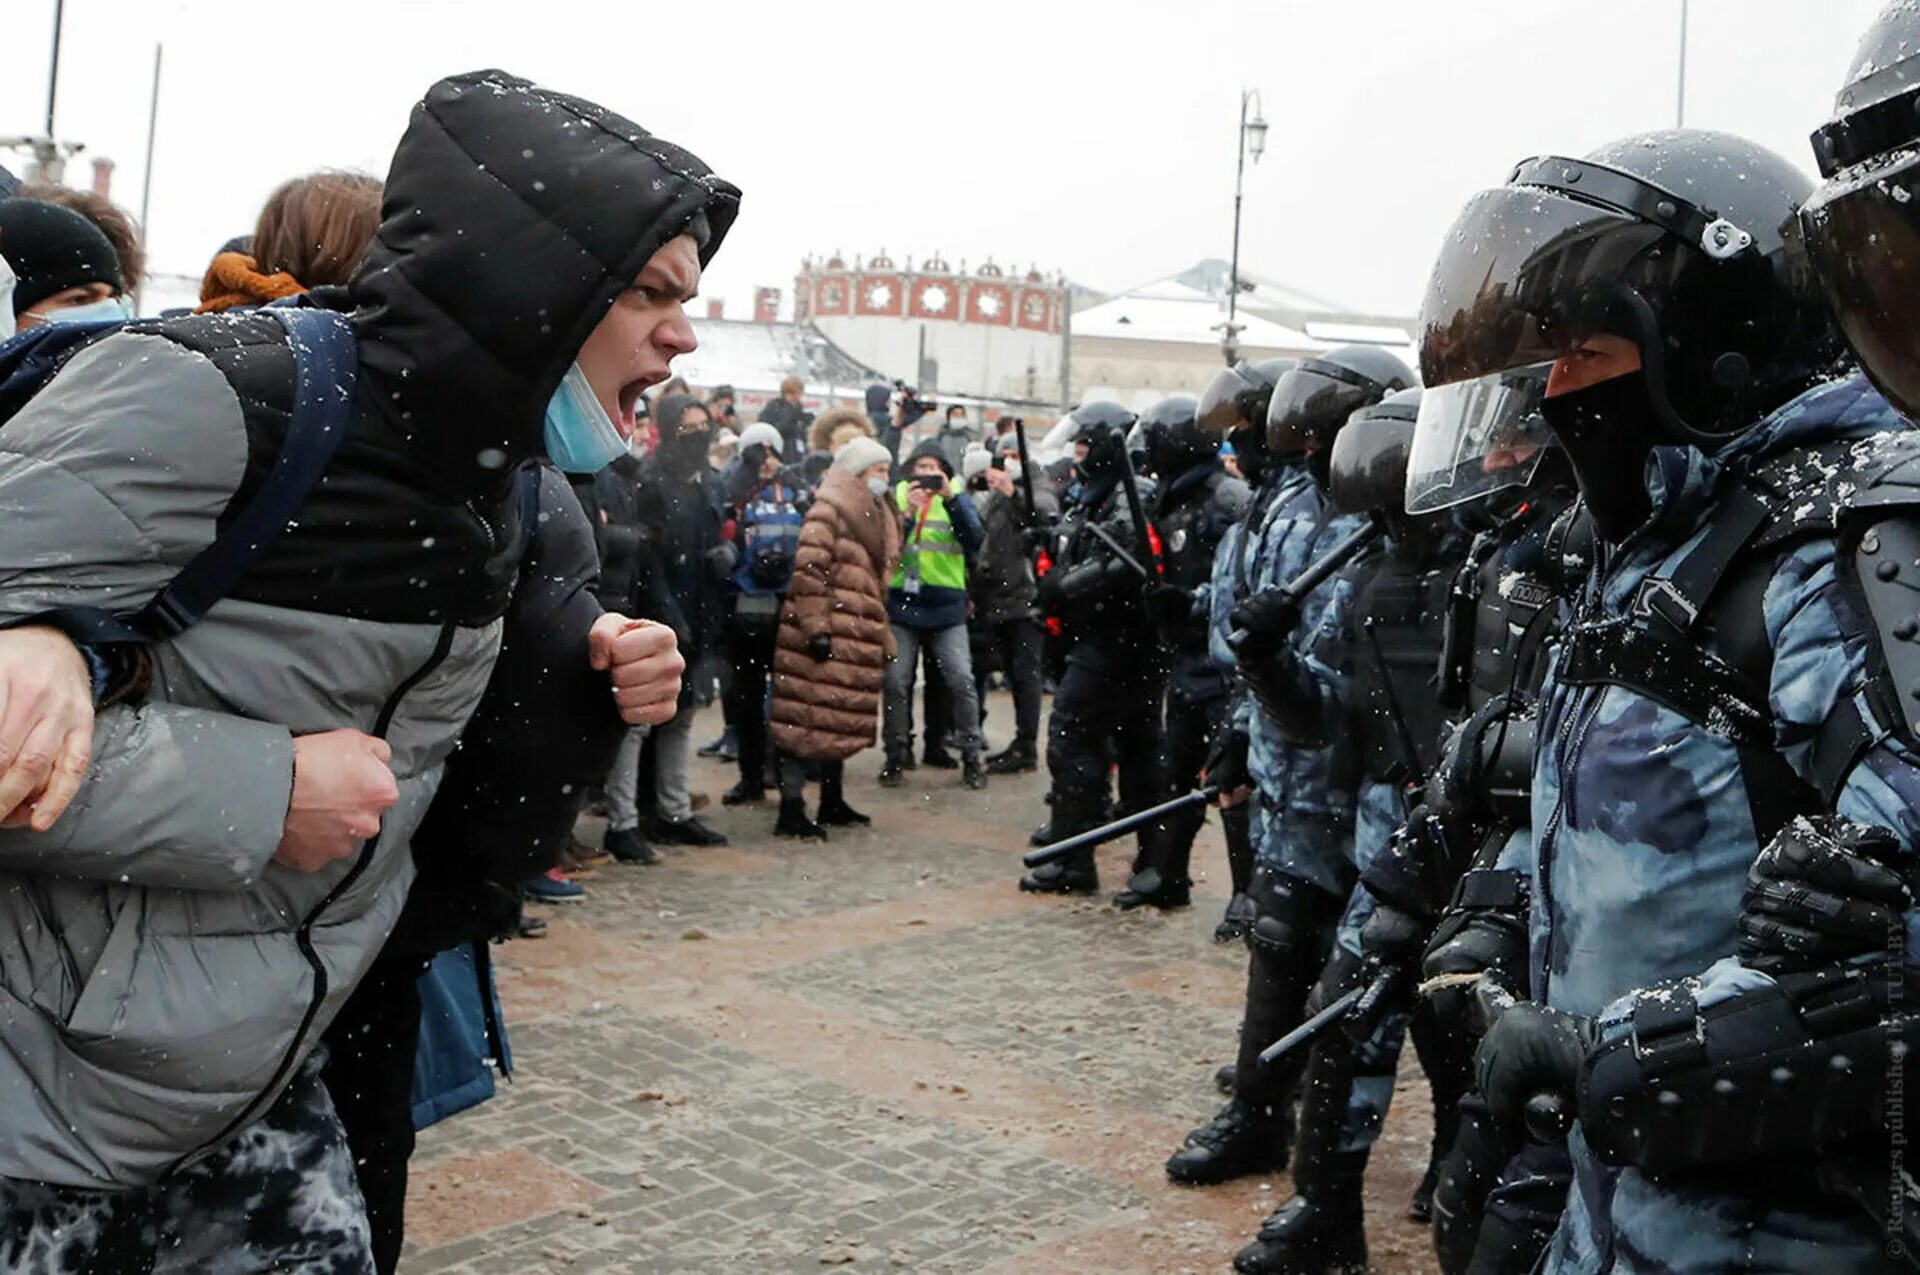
[1247,865,1339,961]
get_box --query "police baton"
[1013,415,1040,523]
[1254,967,1401,1066]
[1228,518,1385,650]
[1023,786,1219,869]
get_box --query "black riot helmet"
[1327,388,1441,542]
[1136,394,1214,479]
[1068,399,1138,481]
[1266,345,1414,457]
[1803,2,1920,418]
[1409,130,1842,535]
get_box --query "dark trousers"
[724,617,780,791]
[322,957,427,1275]
[1432,1091,1572,1275]
[1046,658,1170,853]
[974,616,1044,748]
[1151,679,1229,883]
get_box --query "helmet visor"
[1266,364,1373,455]
[1405,363,1553,513]
[1198,363,1262,437]
[1328,418,1416,515]
[1417,183,1665,389]
[1802,149,1920,419]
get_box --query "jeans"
[884,623,980,757]
[723,616,779,790]
[606,713,694,829]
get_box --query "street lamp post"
[1221,89,1269,367]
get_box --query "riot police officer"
[1020,402,1172,896]
[1115,394,1251,910]
[1166,347,1412,1189]
[1413,125,1919,1273]
[1228,389,1471,1274]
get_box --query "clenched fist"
[0,625,96,832]
[590,614,685,726]
[274,730,400,872]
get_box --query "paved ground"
[402,701,1442,1274]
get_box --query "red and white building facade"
[795,252,1066,403]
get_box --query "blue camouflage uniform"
[1211,461,1364,896]
[1530,374,1920,1273]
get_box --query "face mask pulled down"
[545,362,631,474]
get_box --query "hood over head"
[350,69,741,496]
[905,437,955,478]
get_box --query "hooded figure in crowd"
[0,68,736,1271]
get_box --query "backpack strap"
[18,308,357,646]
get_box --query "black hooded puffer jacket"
[0,69,737,1189]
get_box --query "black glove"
[807,633,832,662]
[1357,900,1428,971]
[1203,728,1250,793]
[1144,583,1196,631]
[704,542,739,581]
[1230,586,1302,656]
[1474,1001,1593,1147]
[1739,814,1911,974]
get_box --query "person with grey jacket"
[0,68,735,1272]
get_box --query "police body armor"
[1343,543,1455,788]
[1045,474,1159,667]
[1159,466,1248,692]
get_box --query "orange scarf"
[196,252,306,313]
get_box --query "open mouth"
[615,381,647,440]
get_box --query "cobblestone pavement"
[403,702,1442,1274]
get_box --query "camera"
[893,379,936,419]
[911,474,948,493]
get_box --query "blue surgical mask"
[44,296,132,325]
[544,362,630,473]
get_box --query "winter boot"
[985,740,1038,775]
[1215,892,1258,943]
[774,797,827,841]
[1214,1064,1237,1094]
[815,772,870,826]
[921,744,959,769]
[962,752,989,790]
[878,750,907,788]
[722,780,767,806]
[1112,866,1192,911]
[603,826,658,865]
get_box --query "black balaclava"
[1537,370,1668,542]
[655,393,713,473]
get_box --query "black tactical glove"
[1739,814,1912,975]
[1144,582,1196,631]
[1357,900,1429,971]
[1203,727,1251,794]
[1475,1001,1593,1147]
[807,633,832,662]
[1229,586,1302,657]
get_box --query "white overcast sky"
[0,0,1885,318]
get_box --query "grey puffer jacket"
[0,69,739,1190]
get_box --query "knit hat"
[961,443,993,483]
[833,436,892,477]
[738,421,783,455]
[0,198,123,314]
[904,437,954,478]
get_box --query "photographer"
[879,441,988,790]
[968,437,1054,774]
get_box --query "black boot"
[815,772,870,826]
[1112,823,1191,910]
[962,752,988,790]
[1112,865,1192,911]
[1164,1096,1292,1185]
[774,797,827,840]
[603,825,659,865]
[1018,852,1097,895]
[1028,820,1055,847]
[921,745,959,769]
[1232,1017,1370,1274]
[1214,1063,1237,1094]
[1216,892,1257,943]
[722,780,766,806]
[878,750,907,788]
[1216,803,1257,941]
[985,740,1037,775]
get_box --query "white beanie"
[738,422,783,455]
[832,436,893,477]
[961,443,993,483]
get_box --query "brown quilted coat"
[770,467,903,760]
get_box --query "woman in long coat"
[768,437,901,838]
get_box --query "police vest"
[1348,545,1456,785]
[892,480,967,591]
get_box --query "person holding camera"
[880,440,988,790]
[967,436,1055,775]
